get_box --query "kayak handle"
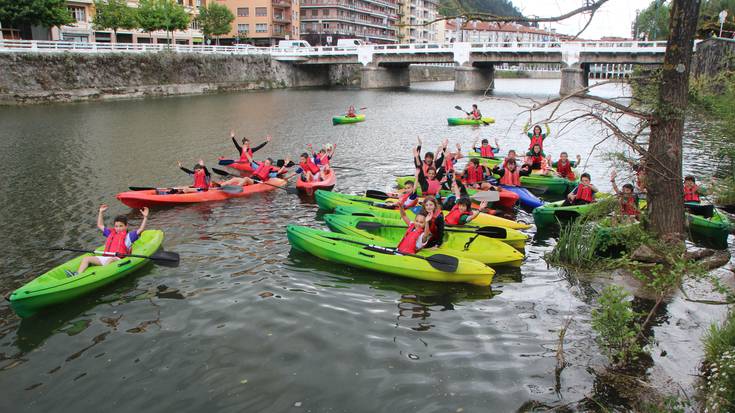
[358,251,375,258]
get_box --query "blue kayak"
[500,185,544,209]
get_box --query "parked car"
[277,40,311,49]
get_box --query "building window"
[237,7,249,17]
[311,10,318,17]
[256,23,268,32]
[196,0,201,7]
[255,7,267,17]
[322,9,329,16]
[238,23,249,33]
[68,6,86,22]
[190,20,200,30]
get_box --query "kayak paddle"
[454,105,490,126]
[220,185,244,194]
[355,221,508,239]
[49,248,180,267]
[469,191,500,203]
[328,166,360,171]
[220,159,294,168]
[365,190,392,200]
[129,186,156,191]
[324,235,459,272]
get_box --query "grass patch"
[699,310,735,413]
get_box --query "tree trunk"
[646,0,701,242]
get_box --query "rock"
[699,251,731,270]
[683,248,716,261]
[630,245,667,264]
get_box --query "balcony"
[273,15,292,23]
[272,0,291,8]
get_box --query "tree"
[633,0,671,40]
[0,0,74,34]
[698,0,735,37]
[92,0,137,43]
[196,2,234,45]
[136,0,189,46]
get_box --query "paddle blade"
[149,250,180,267]
[129,186,156,191]
[276,159,296,168]
[476,226,507,238]
[454,105,463,111]
[356,221,388,230]
[221,185,244,194]
[470,191,500,203]
[526,187,548,196]
[422,254,459,272]
[365,190,391,200]
[218,159,235,166]
[212,168,233,177]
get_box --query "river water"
[0,79,731,412]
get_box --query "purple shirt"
[102,228,139,249]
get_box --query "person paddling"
[523,123,551,151]
[65,204,149,277]
[396,203,432,255]
[346,105,357,118]
[178,160,212,193]
[229,130,271,173]
[564,173,597,206]
[467,104,482,120]
[610,171,640,224]
[472,137,500,158]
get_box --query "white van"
[336,39,366,47]
[277,40,311,49]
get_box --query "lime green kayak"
[316,190,531,229]
[287,225,494,286]
[332,114,365,125]
[687,208,731,249]
[324,214,524,266]
[532,194,611,229]
[331,205,528,250]
[9,230,164,318]
[467,151,504,168]
[447,117,495,126]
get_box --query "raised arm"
[455,143,463,160]
[231,130,243,153]
[466,201,488,223]
[136,207,149,233]
[97,204,108,232]
[610,171,621,194]
[545,123,551,137]
[398,202,411,226]
[177,161,194,175]
[251,135,271,153]
[523,121,530,136]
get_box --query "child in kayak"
[564,173,597,205]
[346,105,357,118]
[554,152,581,180]
[467,104,482,120]
[229,130,271,173]
[492,159,530,187]
[472,138,500,158]
[441,143,463,181]
[65,204,149,277]
[525,144,548,171]
[383,180,419,209]
[413,137,446,174]
[178,160,212,192]
[684,175,707,203]
[422,197,445,248]
[297,152,322,182]
[312,143,336,175]
[610,171,640,224]
[462,158,495,190]
[396,203,432,254]
[416,166,446,198]
[523,123,550,151]
[219,158,291,186]
[445,197,488,225]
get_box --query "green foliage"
[546,220,605,269]
[0,0,74,29]
[92,0,138,40]
[591,285,644,367]
[699,311,735,413]
[633,0,671,40]
[136,0,189,40]
[438,0,522,18]
[699,0,735,38]
[640,395,689,413]
[196,2,234,41]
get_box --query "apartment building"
[220,0,300,45]
[299,0,399,46]
[396,0,441,43]
[51,0,205,44]
[445,20,561,44]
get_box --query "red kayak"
[495,189,520,209]
[296,170,336,195]
[116,178,287,208]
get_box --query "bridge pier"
[559,64,589,95]
[360,63,410,89]
[454,64,494,92]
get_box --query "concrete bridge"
[273,41,668,94]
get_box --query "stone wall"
[409,65,455,82]
[692,37,735,78]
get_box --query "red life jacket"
[445,205,472,225]
[238,147,253,163]
[499,167,520,186]
[576,184,594,202]
[684,184,700,202]
[253,163,272,181]
[397,224,423,254]
[556,160,574,179]
[620,196,639,216]
[318,154,330,167]
[444,156,455,172]
[193,169,209,189]
[300,159,320,175]
[465,164,484,184]
[399,192,418,208]
[529,135,544,150]
[480,145,494,158]
[526,154,544,166]
[421,162,432,175]
[427,212,442,244]
[425,179,441,196]
[471,109,480,119]
[104,230,131,256]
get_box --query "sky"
[511,0,650,40]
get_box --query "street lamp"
[318,19,322,46]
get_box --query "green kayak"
[467,151,504,168]
[687,208,731,249]
[519,174,578,196]
[332,205,528,250]
[324,214,525,266]
[287,225,494,286]
[532,195,611,229]
[316,190,531,229]
[332,114,365,125]
[447,117,495,126]
[9,230,164,318]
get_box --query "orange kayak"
[116,178,287,208]
[296,170,336,195]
